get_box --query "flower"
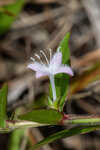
[28,48,73,101]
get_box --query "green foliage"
[18,109,63,125]
[50,33,71,111]
[0,0,25,35]
[60,33,70,65]
[8,128,25,150]
[0,84,8,128]
[32,125,100,150]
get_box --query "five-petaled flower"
[28,48,73,101]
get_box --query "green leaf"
[32,125,100,150]
[18,109,63,125]
[0,84,8,128]
[0,0,25,35]
[60,33,70,65]
[50,33,71,111]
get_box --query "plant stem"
[63,115,100,126]
[0,120,46,133]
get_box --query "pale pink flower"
[28,48,73,101]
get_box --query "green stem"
[0,120,47,133]
[1,115,100,133]
[63,115,100,126]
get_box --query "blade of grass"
[32,125,100,150]
[0,84,8,128]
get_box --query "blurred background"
[0,0,100,150]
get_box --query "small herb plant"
[0,33,100,150]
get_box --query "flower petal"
[36,72,48,78]
[50,52,62,66]
[55,65,74,76]
[27,63,44,72]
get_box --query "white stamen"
[30,57,35,62]
[35,54,41,60]
[40,50,49,65]
[34,53,44,64]
[49,48,52,61]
